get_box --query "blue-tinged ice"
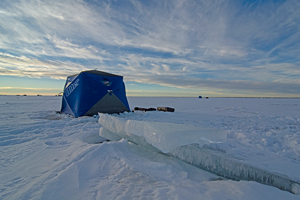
[98,113,226,153]
[169,145,300,194]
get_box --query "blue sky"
[0,0,299,97]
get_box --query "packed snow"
[0,96,300,199]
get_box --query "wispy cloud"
[0,0,299,96]
[0,53,88,79]
[125,74,300,95]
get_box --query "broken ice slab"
[98,113,300,195]
[98,113,226,153]
[99,126,160,152]
[169,144,300,195]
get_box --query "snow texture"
[0,96,300,199]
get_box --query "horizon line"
[1,94,300,99]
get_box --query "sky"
[0,0,300,97]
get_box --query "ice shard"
[169,144,300,195]
[98,113,226,153]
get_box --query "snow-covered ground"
[0,96,299,199]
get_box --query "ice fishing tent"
[60,70,130,117]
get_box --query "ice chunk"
[169,144,300,195]
[292,183,300,195]
[99,127,122,141]
[98,113,226,153]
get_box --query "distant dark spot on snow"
[271,104,298,106]
[209,177,227,181]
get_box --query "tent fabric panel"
[84,93,130,116]
[84,70,121,77]
[85,72,130,111]
[83,72,130,111]
[60,95,75,116]
[68,75,83,117]
[113,82,130,111]
[83,71,121,89]
[75,72,110,116]
[66,70,120,78]
[61,75,83,117]
[64,74,78,89]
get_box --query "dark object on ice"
[95,139,110,144]
[134,107,156,112]
[157,107,175,112]
[206,97,209,99]
[199,96,202,99]
[60,70,130,117]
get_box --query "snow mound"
[98,113,226,153]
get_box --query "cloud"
[0,53,88,79]
[0,0,299,96]
[126,74,300,96]
[0,0,249,57]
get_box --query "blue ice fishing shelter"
[60,70,130,117]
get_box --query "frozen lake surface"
[0,96,299,199]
